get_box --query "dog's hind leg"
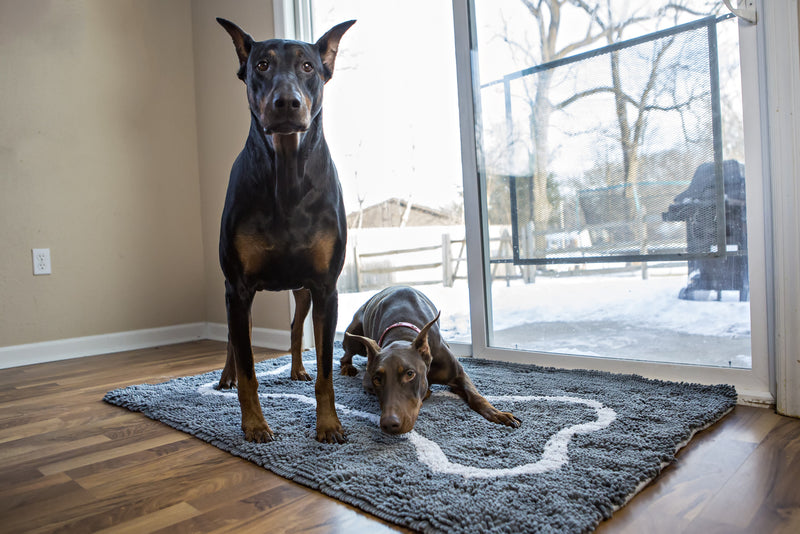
[290,289,313,381]
[217,334,238,389]
[340,315,366,377]
[311,287,345,443]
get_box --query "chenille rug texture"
[104,343,736,534]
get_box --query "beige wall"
[0,0,290,350]
[0,0,206,347]
[191,0,291,331]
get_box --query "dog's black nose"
[273,92,302,110]
[380,415,402,434]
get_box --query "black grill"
[662,160,748,301]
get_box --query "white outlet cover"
[32,248,51,275]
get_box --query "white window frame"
[273,0,313,41]
[452,0,779,405]
[760,0,800,417]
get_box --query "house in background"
[348,198,462,228]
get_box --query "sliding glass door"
[453,0,771,400]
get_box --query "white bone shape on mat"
[197,359,617,479]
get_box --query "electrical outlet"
[32,248,51,275]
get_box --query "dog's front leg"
[290,289,313,381]
[311,287,345,443]
[227,282,274,442]
[449,372,522,429]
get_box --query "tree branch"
[554,86,620,109]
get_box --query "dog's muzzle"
[261,87,311,134]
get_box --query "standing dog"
[342,286,522,434]
[216,18,355,443]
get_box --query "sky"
[312,0,464,215]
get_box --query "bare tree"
[500,1,617,257]
[494,0,725,252]
[582,1,721,221]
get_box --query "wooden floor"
[1,340,798,534]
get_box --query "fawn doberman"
[342,286,522,434]
[216,18,355,443]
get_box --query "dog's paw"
[492,410,522,429]
[291,368,313,381]
[316,422,347,444]
[243,422,275,443]
[340,363,358,377]
[216,377,237,390]
[481,406,521,428]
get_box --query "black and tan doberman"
[216,18,355,443]
[342,286,522,434]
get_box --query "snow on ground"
[337,270,751,348]
[337,226,752,367]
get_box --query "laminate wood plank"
[693,416,800,531]
[63,437,198,480]
[31,457,260,533]
[746,453,800,534]
[74,442,231,494]
[38,433,189,476]
[1,478,98,533]
[0,472,72,508]
[1,434,111,464]
[0,466,56,494]
[237,493,410,534]
[1,418,177,477]
[152,482,310,534]
[0,417,62,444]
[187,466,286,514]
[94,502,201,534]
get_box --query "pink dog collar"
[377,322,421,347]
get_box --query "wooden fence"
[349,234,467,292]
[341,229,656,292]
[345,233,532,291]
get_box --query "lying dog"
[342,286,521,434]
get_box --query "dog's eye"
[302,62,314,73]
[256,60,269,72]
[405,370,416,380]
[372,375,382,387]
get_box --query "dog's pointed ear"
[315,20,356,82]
[345,332,380,363]
[217,18,254,81]
[412,311,440,365]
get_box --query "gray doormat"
[104,343,736,533]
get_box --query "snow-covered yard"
[337,269,752,368]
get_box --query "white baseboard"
[0,322,291,370]
[203,323,291,351]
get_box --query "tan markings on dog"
[234,233,274,275]
[272,133,299,156]
[309,231,337,273]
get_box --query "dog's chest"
[234,221,339,282]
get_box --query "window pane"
[472,0,751,367]
[310,1,469,342]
